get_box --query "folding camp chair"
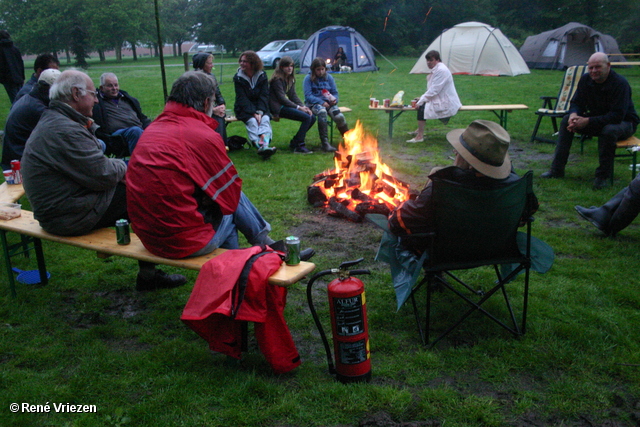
[369,172,537,348]
[530,65,587,143]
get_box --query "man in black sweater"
[541,52,639,189]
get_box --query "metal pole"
[153,0,168,100]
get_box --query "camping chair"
[370,172,538,347]
[530,65,587,143]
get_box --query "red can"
[10,160,22,184]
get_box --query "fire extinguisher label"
[338,339,368,365]
[332,295,364,337]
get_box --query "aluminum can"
[115,219,131,245]
[285,236,301,266]
[10,160,22,184]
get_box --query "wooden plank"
[0,182,25,204]
[368,104,528,112]
[0,210,315,287]
[617,136,640,149]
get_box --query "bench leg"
[1,230,17,298]
[33,237,48,286]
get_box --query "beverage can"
[383,98,390,107]
[115,219,131,245]
[3,170,14,185]
[284,236,301,266]
[369,98,375,107]
[10,160,22,184]
[373,99,379,108]
[411,99,417,108]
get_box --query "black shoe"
[300,248,315,261]
[257,145,277,160]
[294,146,313,154]
[593,177,611,190]
[541,170,564,179]
[136,269,188,291]
[575,205,610,235]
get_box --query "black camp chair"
[372,171,535,347]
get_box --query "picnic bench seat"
[225,106,352,144]
[580,135,640,182]
[0,183,315,297]
[369,104,528,138]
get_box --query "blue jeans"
[279,106,316,148]
[113,126,144,155]
[188,191,272,257]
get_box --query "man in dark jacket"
[541,52,640,189]
[22,70,186,292]
[92,72,151,156]
[0,30,24,104]
[2,69,61,169]
[14,53,60,103]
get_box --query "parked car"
[189,43,226,55]
[256,39,306,68]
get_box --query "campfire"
[307,121,411,222]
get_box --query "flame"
[310,121,411,217]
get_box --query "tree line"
[1,0,638,66]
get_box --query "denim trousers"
[113,126,144,155]
[278,106,316,147]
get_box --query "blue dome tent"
[299,26,378,74]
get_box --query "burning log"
[328,197,363,222]
[307,185,327,207]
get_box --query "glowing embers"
[308,121,411,222]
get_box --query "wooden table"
[370,104,529,138]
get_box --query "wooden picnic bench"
[0,183,315,297]
[370,104,529,139]
[225,106,352,144]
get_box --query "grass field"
[1,56,639,426]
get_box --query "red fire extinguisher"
[307,258,371,383]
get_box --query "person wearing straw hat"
[389,119,538,253]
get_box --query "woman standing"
[303,57,349,152]
[269,56,315,154]
[233,51,276,159]
[193,52,228,145]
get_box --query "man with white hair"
[541,52,639,189]
[21,70,186,291]
[92,72,151,156]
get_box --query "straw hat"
[446,120,511,179]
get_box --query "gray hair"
[100,72,118,86]
[49,70,92,103]
[168,71,217,113]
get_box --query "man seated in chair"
[92,72,151,156]
[541,52,639,189]
[389,120,538,254]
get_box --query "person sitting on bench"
[92,72,151,156]
[21,70,187,292]
[126,71,314,261]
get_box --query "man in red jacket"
[127,72,275,259]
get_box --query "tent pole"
[370,44,398,70]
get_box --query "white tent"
[410,22,530,76]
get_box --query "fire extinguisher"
[307,258,371,383]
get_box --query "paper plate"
[12,268,51,285]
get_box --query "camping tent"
[519,22,625,70]
[299,26,378,74]
[410,22,530,76]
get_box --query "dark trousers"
[3,82,21,104]
[551,114,636,179]
[278,106,316,148]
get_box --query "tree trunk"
[129,41,138,61]
[98,50,105,62]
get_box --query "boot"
[608,191,640,236]
[321,139,337,152]
[574,188,626,235]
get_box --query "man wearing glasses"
[93,72,151,157]
[22,70,186,291]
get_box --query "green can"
[285,236,301,266]
[116,219,131,245]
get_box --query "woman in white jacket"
[407,50,461,143]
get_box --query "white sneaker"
[406,137,424,143]
[407,130,419,136]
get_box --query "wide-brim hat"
[446,119,511,179]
